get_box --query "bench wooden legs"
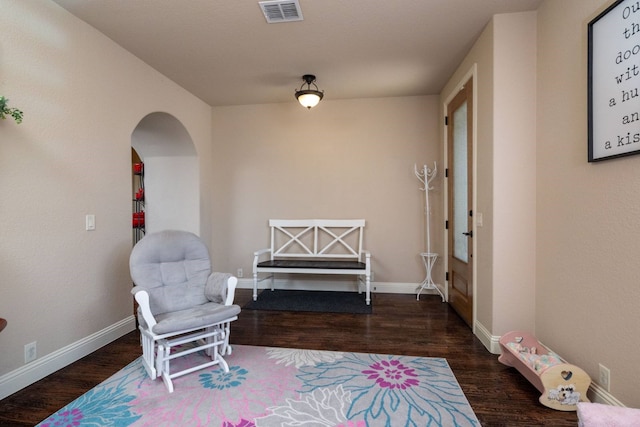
[253,272,258,301]
[252,272,274,301]
[358,274,371,305]
[253,272,372,305]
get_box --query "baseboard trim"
[237,278,438,296]
[587,381,626,406]
[474,321,501,354]
[0,315,136,400]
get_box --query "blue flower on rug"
[296,352,479,426]
[199,365,248,390]
[38,384,141,427]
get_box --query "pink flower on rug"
[39,408,83,426]
[222,419,256,427]
[362,359,419,390]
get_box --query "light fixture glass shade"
[296,91,322,109]
[295,75,324,109]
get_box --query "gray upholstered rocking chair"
[130,230,241,392]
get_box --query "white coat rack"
[414,162,445,302]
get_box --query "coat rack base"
[416,252,445,302]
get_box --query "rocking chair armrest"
[205,272,239,306]
[131,287,157,329]
[225,275,238,306]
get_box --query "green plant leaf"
[0,96,24,124]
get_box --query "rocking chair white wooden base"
[135,293,238,393]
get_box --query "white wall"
[144,156,199,235]
[0,0,211,398]
[209,97,443,287]
[491,12,538,337]
[536,0,640,408]
[440,12,538,338]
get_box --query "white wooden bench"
[252,219,372,305]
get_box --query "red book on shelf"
[132,211,145,228]
[133,163,144,174]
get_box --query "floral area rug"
[37,345,480,426]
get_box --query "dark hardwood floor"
[0,290,578,426]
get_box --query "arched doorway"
[131,112,200,243]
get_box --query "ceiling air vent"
[259,0,303,23]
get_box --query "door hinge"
[445,271,449,281]
[445,168,448,178]
[445,116,448,126]
[445,220,449,230]
[469,209,473,217]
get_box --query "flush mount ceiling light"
[295,74,324,109]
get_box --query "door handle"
[462,231,473,238]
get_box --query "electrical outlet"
[24,341,37,363]
[599,363,610,392]
[237,268,243,278]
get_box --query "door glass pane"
[453,101,468,262]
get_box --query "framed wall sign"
[588,0,640,162]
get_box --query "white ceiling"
[51,0,543,107]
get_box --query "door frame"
[443,64,478,333]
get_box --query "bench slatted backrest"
[269,219,365,260]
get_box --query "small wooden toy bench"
[498,330,591,411]
[252,219,372,305]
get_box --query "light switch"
[86,214,96,231]
[476,212,483,227]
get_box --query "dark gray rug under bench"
[244,290,372,314]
